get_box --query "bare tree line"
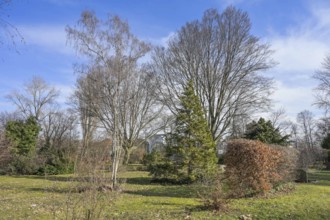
[63,7,278,186]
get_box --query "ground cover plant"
[0,170,329,219]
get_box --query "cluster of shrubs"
[145,138,299,213]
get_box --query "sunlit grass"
[0,170,329,219]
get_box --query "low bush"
[129,146,146,164]
[271,145,299,183]
[224,139,297,197]
[9,154,39,175]
[198,170,230,212]
[143,150,181,183]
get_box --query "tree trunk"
[122,147,132,165]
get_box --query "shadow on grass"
[10,175,79,182]
[124,185,199,198]
[27,187,73,194]
[15,175,114,183]
[124,176,151,185]
[302,181,330,186]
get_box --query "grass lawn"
[0,170,329,219]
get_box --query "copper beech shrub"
[224,139,294,197]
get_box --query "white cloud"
[55,84,74,106]
[160,32,176,47]
[148,31,176,48]
[19,25,74,55]
[266,3,330,118]
[0,100,15,112]
[270,36,327,73]
[267,4,330,74]
[271,80,316,118]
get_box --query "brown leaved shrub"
[270,145,299,183]
[224,139,284,197]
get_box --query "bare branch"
[152,6,275,142]
[6,76,59,121]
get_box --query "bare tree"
[297,110,315,150]
[270,108,286,128]
[315,116,330,144]
[290,122,299,148]
[269,107,292,136]
[286,111,327,172]
[6,76,59,121]
[229,107,252,138]
[0,111,16,172]
[41,109,77,151]
[39,109,78,171]
[152,7,274,142]
[72,74,99,161]
[314,54,330,113]
[67,11,161,187]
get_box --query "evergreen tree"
[321,133,330,162]
[5,116,40,156]
[5,116,41,174]
[166,80,217,182]
[244,117,289,146]
[321,133,330,150]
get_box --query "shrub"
[143,150,180,182]
[37,162,74,175]
[224,139,284,197]
[9,155,39,175]
[129,146,146,164]
[270,145,299,183]
[198,170,230,212]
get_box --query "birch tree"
[67,11,160,187]
[152,6,274,142]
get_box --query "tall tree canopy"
[153,6,274,142]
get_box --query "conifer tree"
[167,80,217,182]
[244,117,289,146]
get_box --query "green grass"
[307,169,330,185]
[0,171,329,219]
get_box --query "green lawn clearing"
[0,170,329,219]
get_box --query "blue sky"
[1,0,330,120]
